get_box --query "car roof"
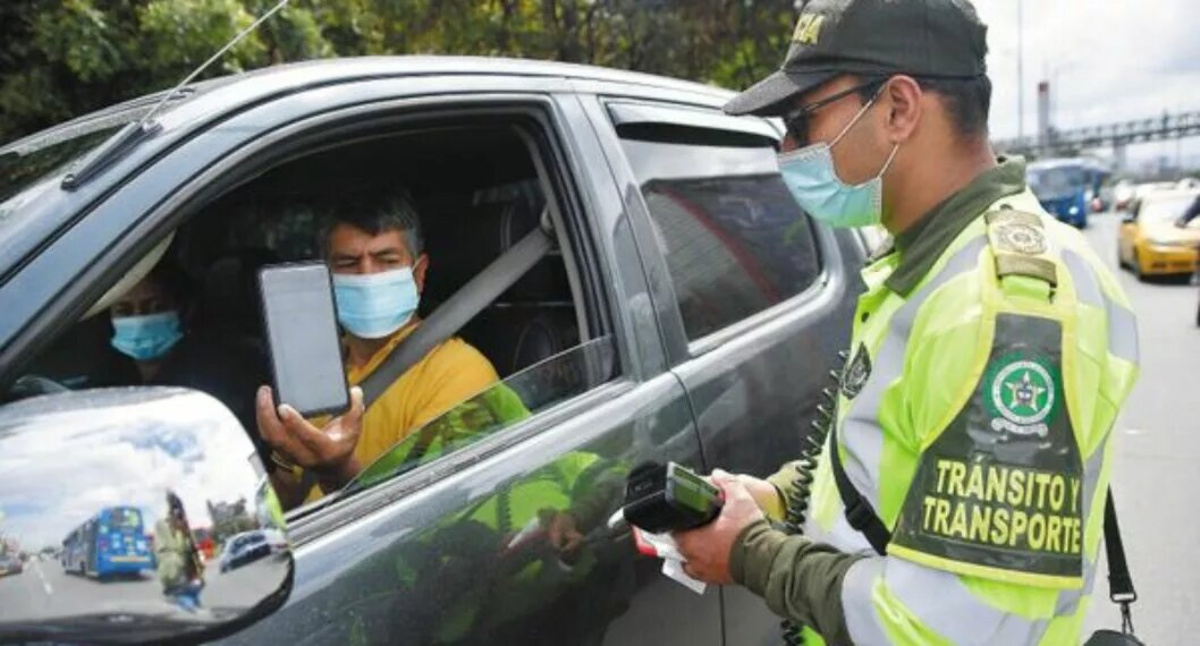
[7,56,731,150]
[3,55,734,171]
[199,55,733,98]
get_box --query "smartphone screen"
[259,263,348,417]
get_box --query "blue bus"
[61,506,154,578]
[1026,157,1111,228]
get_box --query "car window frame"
[597,98,831,358]
[0,88,636,546]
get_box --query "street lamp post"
[1017,0,1025,142]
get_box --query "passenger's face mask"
[111,311,184,361]
[332,267,420,339]
[778,89,900,229]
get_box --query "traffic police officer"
[675,1,1140,644]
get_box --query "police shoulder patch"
[993,221,1048,255]
[840,343,871,400]
[985,354,1058,438]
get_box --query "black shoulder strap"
[1105,489,1137,600]
[828,419,891,555]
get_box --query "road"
[0,553,288,627]
[1081,212,1200,644]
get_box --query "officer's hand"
[675,469,765,585]
[734,474,785,519]
[257,385,365,487]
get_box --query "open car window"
[343,335,617,497]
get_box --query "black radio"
[619,461,724,534]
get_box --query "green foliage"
[137,0,265,74]
[0,0,800,144]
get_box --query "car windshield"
[0,97,172,253]
[1028,166,1086,200]
[1139,194,1199,224]
[0,126,123,204]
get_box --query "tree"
[0,0,798,144]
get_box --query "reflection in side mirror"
[0,387,292,644]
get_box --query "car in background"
[1118,188,1200,280]
[0,554,23,577]
[1113,179,1138,212]
[218,529,286,573]
[1134,181,1178,203]
[1027,157,1110,228]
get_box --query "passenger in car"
[108,262,190,383]
[106,259,270,438]
[257,191,500,509]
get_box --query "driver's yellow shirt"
[304,322,498,502]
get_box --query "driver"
[257,191,499,509]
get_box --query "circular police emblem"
[995,222,1047,255]
[840,344,871,400]
[988,359,1055,437]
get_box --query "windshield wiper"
[61,120,160,190]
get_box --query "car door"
[0,73,720,646]
[578,94,865,645]
[214,87,722,646]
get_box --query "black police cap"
[725,0,989,117]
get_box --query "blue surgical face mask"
[332,267,421,339]
[111,311,184,361]
[778,92,900,229]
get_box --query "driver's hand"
[256,385,365,487]
[544,510,584,554]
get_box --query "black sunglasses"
[782,79,887,147]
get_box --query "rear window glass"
[618,130,822,341]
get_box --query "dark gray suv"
[0,57,865,645]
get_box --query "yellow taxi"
[1118,188,1200,280]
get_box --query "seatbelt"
[829,435,1140,634]
[358,209,554,409]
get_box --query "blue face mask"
[111,311,184,361]
[778,93,900,229]
[332,267,421,339]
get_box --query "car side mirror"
[0,387,292,643]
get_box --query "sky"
[0,390,264,550]
[973,0,1200,168]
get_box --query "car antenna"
[138,0,293,130]
[63,0,292,190]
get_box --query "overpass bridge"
[993,110,1200,164]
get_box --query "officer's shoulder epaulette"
[982,208,1058,286]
